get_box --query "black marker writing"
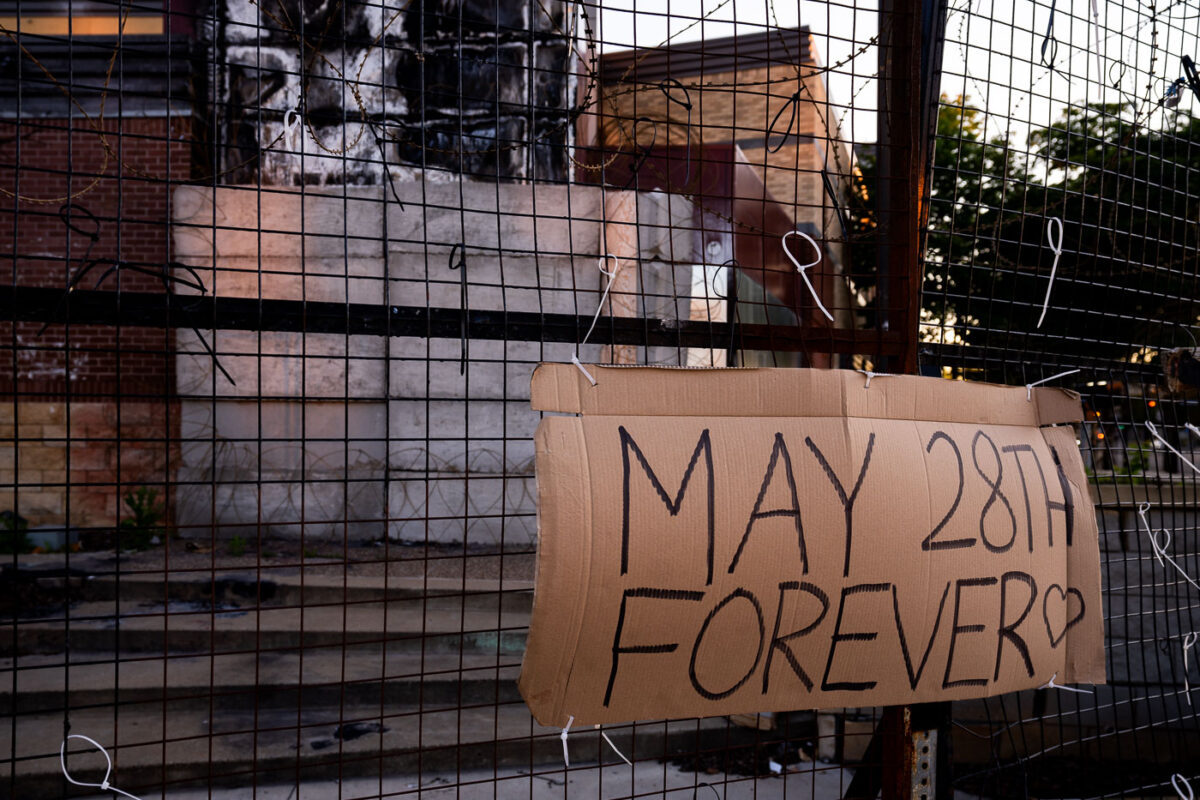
[822,582,890,692]
[1001,444,1037,552]
[994,571,1037,680]
[620,427,715,584]
[763,581,829,692]
[806,433,876,577]
[943,577,999,688]
[893,581,951,689]
[689,588,765,700]
[923,431,972,551]
[972,431,1016,553]
[1043,583,1085,647]
[729,433,807,575]
[606,587,705,706]
[1047,445,1076,546]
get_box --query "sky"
[593,0,881,143]
[588,0,1200,148]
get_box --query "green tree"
[1021,102,1200,353]
[922,98,1027,346]
[849,98,1021,347]
[916,98,1200,362]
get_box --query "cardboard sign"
[518,365,1105,727]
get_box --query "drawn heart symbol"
[1043,584,1085,648]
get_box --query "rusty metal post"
[879,704,952,800]
[845,0,950,786]
[873,0,951,793]
[876,0,947,374]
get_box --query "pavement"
[72,759,860,800]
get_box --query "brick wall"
[0,400,178,529]
[0,115,190,530]
[600,46,854,246]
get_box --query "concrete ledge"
[173,183,693,264]
[170,182,695,543]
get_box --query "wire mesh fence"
[925,0,1200,794]
[0,0,1197,796]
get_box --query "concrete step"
[0,599,530,655]
[7,566,535,612]
[10,577,534,626]
[139,760,856,800]
[0,650,523,712]
[3,702,750,797]
[2,548,537,622]
[77,573,536,610]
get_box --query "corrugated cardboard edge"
[1035,386,1086,428]
[531,364,1084,426]
[518,417,594,723]
[1042,424,1107,685]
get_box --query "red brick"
[69,442,113,471]
[67,403,115,434]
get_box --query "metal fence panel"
[1,0,1195,797]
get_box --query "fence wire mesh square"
[0,0,1197,796]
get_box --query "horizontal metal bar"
[1,285,906,356]
[920,342,1164,381]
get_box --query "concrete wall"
[171,181,695,545]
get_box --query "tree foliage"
[873,96,1200,361]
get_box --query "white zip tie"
[1138,502,1167,567]
[560,715,574,768]
[781,230,834,322]
[596,725,633,765]
[1186,422,1200,439]
[61,735,144,800]
[1145,421,1200,477]
[572,255,621,386]
[1039,672,1094,694]
[857,369,891,389]
[1037,217,1064,328]
[1174,774,1196,800]
[1183,632,1198,706]
[1137,501,1200,590]
[1025,368,1080,400]
[1089,0,1105,86]
[284,107,302,152]
[570,355,596,385]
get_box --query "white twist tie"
[1136,499,1200,591]
[782,231,834,322]
[560,715,574,768]
[1136,501,1166,567]
[1037,217,1064,328]
[1183,632,1198,706]
[1039,672,1093,694]
[61,734,143,800]
[572,255,621,386]
[1089,0,1104,85]
[284,107,302,149]
[1145,421,1200,477]
[1175,774,1195,800]
[1025,368,1080,401]
[595,724,632,765]
[857,369,891,389]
